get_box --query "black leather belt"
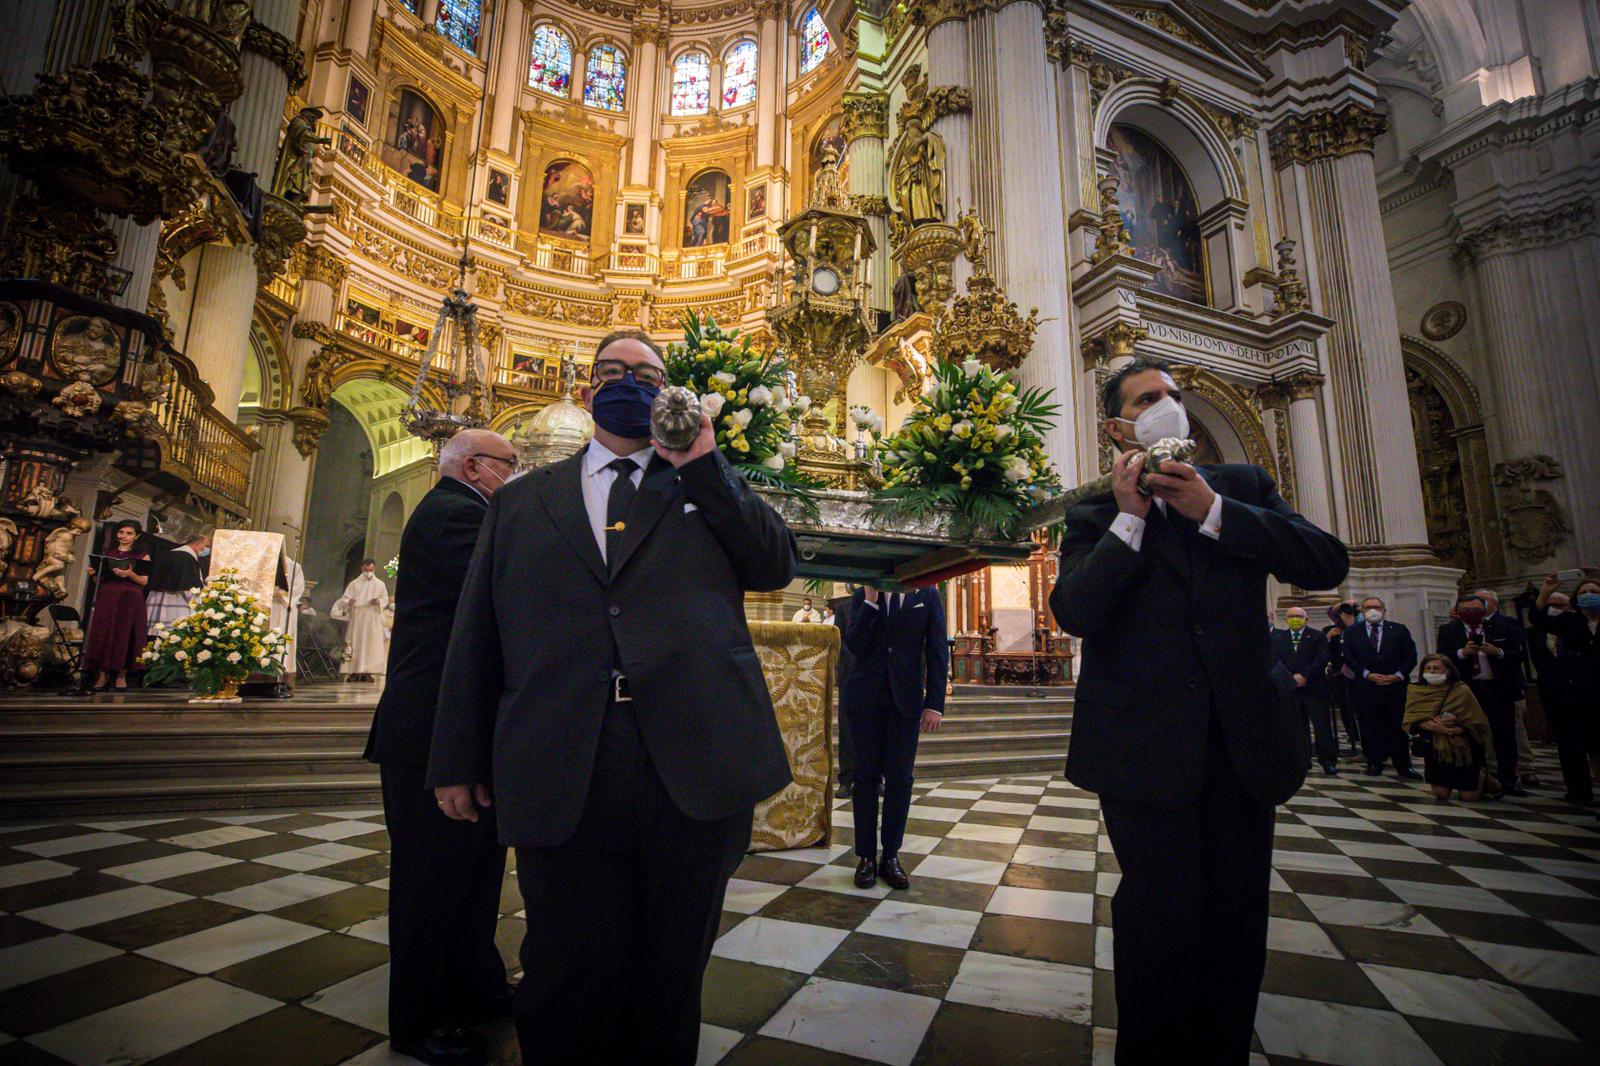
[612,675,632,703]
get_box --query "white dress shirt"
[1108,493,1224,552]
[582,439,655,563]
[1458,623,1494,679]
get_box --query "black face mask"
[590,372,659,439]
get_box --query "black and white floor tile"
[1,749,1597,1064]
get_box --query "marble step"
[0,773,383,817]
[0,749,375,785]
[914,750,1068,781]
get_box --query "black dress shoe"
[879,855,910,890]
[1363,764,1384,776]
[390,1027,486,1066]
[854,856,878,888]
[1502,784,1529,797]
[1396,767,1423,781]
[1320,762,1340,776]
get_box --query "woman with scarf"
[1405,653,1493,801]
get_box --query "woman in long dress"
[83,519,150,691]
[1404,653,1493,801]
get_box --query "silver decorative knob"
[650,386,703,451]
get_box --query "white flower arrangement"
[140,569,289,695]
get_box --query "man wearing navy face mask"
[428,330,797,1064]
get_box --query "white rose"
[994,424,1013,441]
[795,396,812,414]
[1000,394,1019,415]
[259,657,271,667]
[780,440,797,458]
[762,454,785,471]
[203,638,213,645]
[733,408,753,429]
[175,650,188,661]
[773,393,791,413]
[1002,455,1031,483]
[207,627,220,637]
[748,385,772,407]
[700,393,726,418]
[196,650,212,662]
[226,651,242,663]
[962,358,983,378]
[710,371,737,387]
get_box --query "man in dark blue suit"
[1437,591,1526,794]
[1272,606,1337,774]
[842,585,949,889]
[1342,594,1421,778]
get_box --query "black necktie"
[605,457,638,566]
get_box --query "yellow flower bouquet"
[140,569,288,700]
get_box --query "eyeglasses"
[593,360,665,388]
[470,453,516,466]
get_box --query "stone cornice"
[1456,199,1596,262]
[1269,104,1387,169]
[243,19,307,93]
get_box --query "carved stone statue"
[51,316,121,384]
[887,66,969,241]
[17,486,80,520]
[32,517,92,599]
[0,518,17,565]
[272,107,331,204]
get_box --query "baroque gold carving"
[1090,173,1134,263]
[851,194,890,217]
[300,245,349,289]
[887,65,970,247]
[930,211,1040,372]
[502,287,611,327]
[287,405,331,457]
[1081,322,1148,369]
[890,222,963,308]
[254,194,309,283]
[1269,105,1387,169]
[1271,236,1310,315]
[841,92,889,142]
[242,18,306,92]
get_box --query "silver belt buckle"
[613,675,632,702]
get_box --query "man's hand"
[654,414,716,468]
[864,588,880,604]
[1370,673,1398,685]
[1484,643,1503,658]
[1111,449,1150,519]
[920,709,942,733]
[1293,673,1307,688]
[369,598,381,606]
[435,783,492,822]
[1144,461,1218,523]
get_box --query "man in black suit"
[1272,606,1338,774]
[364,428,516,1066]
[1479,587,1538,786]
[1050,357,1347,1063]
[1437,591,1527,795]
[842,585,949,889]
[1342,594,1421,778]
[830,590,858,798]
[427,331,796,1065]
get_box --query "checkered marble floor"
[1,748,1596,1065]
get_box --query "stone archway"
[1401,336,1501,584]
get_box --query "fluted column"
[1284,373,1334,533]
[974,1,1075,473]
[421,0,442,26]
[755,7,781,170]
[233,0,298,180]
[844,92,889,314]
[1463,206,1600,567]
[183,245,260,421]
[627,31,662,187]
[925,18,972,291]
[1274,108,1429,555]
[343,0,376,56]
[489,0,525,154]
[107,217,162,314]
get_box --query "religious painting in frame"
[538,160,595,241]
[345,74,371,127]
[683,169,732,247]
[1107,124,1206,305]
[381,88,445,192]
[746,183,767,220]
[486,168,511,206]
[623,203,646,235]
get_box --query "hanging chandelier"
[400,272,493,444]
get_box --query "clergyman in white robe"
[336,568,390,677]
[270,553,306,679]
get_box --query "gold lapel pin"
[605,521,627,533]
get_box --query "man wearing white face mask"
[1342,595,1421,779]
[1049,356,1348,1063]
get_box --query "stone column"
[755,5,781,170]
[421,0,442,27]
[970,1,1076,474]
[1272,107,1430,556]
[107,217,162,314]
[1284,373,1334,533]
[627,31,662,187]
[843,92,889,314]
[1461,204,1600,568]
[488,0,525,155]
[924,17,972,290]
[342,0,376,56]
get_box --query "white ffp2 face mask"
[1364,608,1385,624]
[1117,395,1190,447]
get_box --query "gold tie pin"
[605,521,626,533]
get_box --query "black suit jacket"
[365,477,488,767]
[1342,619,1418,683]
[1436,615,1523,699]
[1049,464,1348,810]
[426,447,798,848]
[841,587,949,717]
[1271,626,1329,699]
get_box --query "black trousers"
[836,687,857,789]
[1297,693,1338,766]
[379,760,508,1040]
[848,699,921,860]
[1470,680,1519,786]
[512,699,751,1065]
[1329,674,1360,747]
[1353,680,1413,770]
[1542,677,1594,801]
[1099,725,1275,1063]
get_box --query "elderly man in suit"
[1438,591,1527,796]
[1050,357,1348,1063]
[428,330,796,1065]
[1343,594,1422,780]
[842,583,949,890]
[1272,606,1337,775]
[364,428,516,1066]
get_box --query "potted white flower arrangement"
[140,569,289,703]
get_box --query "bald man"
[364,428,517,1065]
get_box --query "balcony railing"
[733,231,781,261]
[531,241,592,277]
[149,354,259,513]
[606,246,659,275]
[670,251,727,281]
[323,121,465,239]
[335,311,431,364]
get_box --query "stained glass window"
[435,0,481,54]
[721,40,758,108]
[528,26,572,96]
[799,8,830,74]
[584,44,627,111]
[671,52,711,115]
